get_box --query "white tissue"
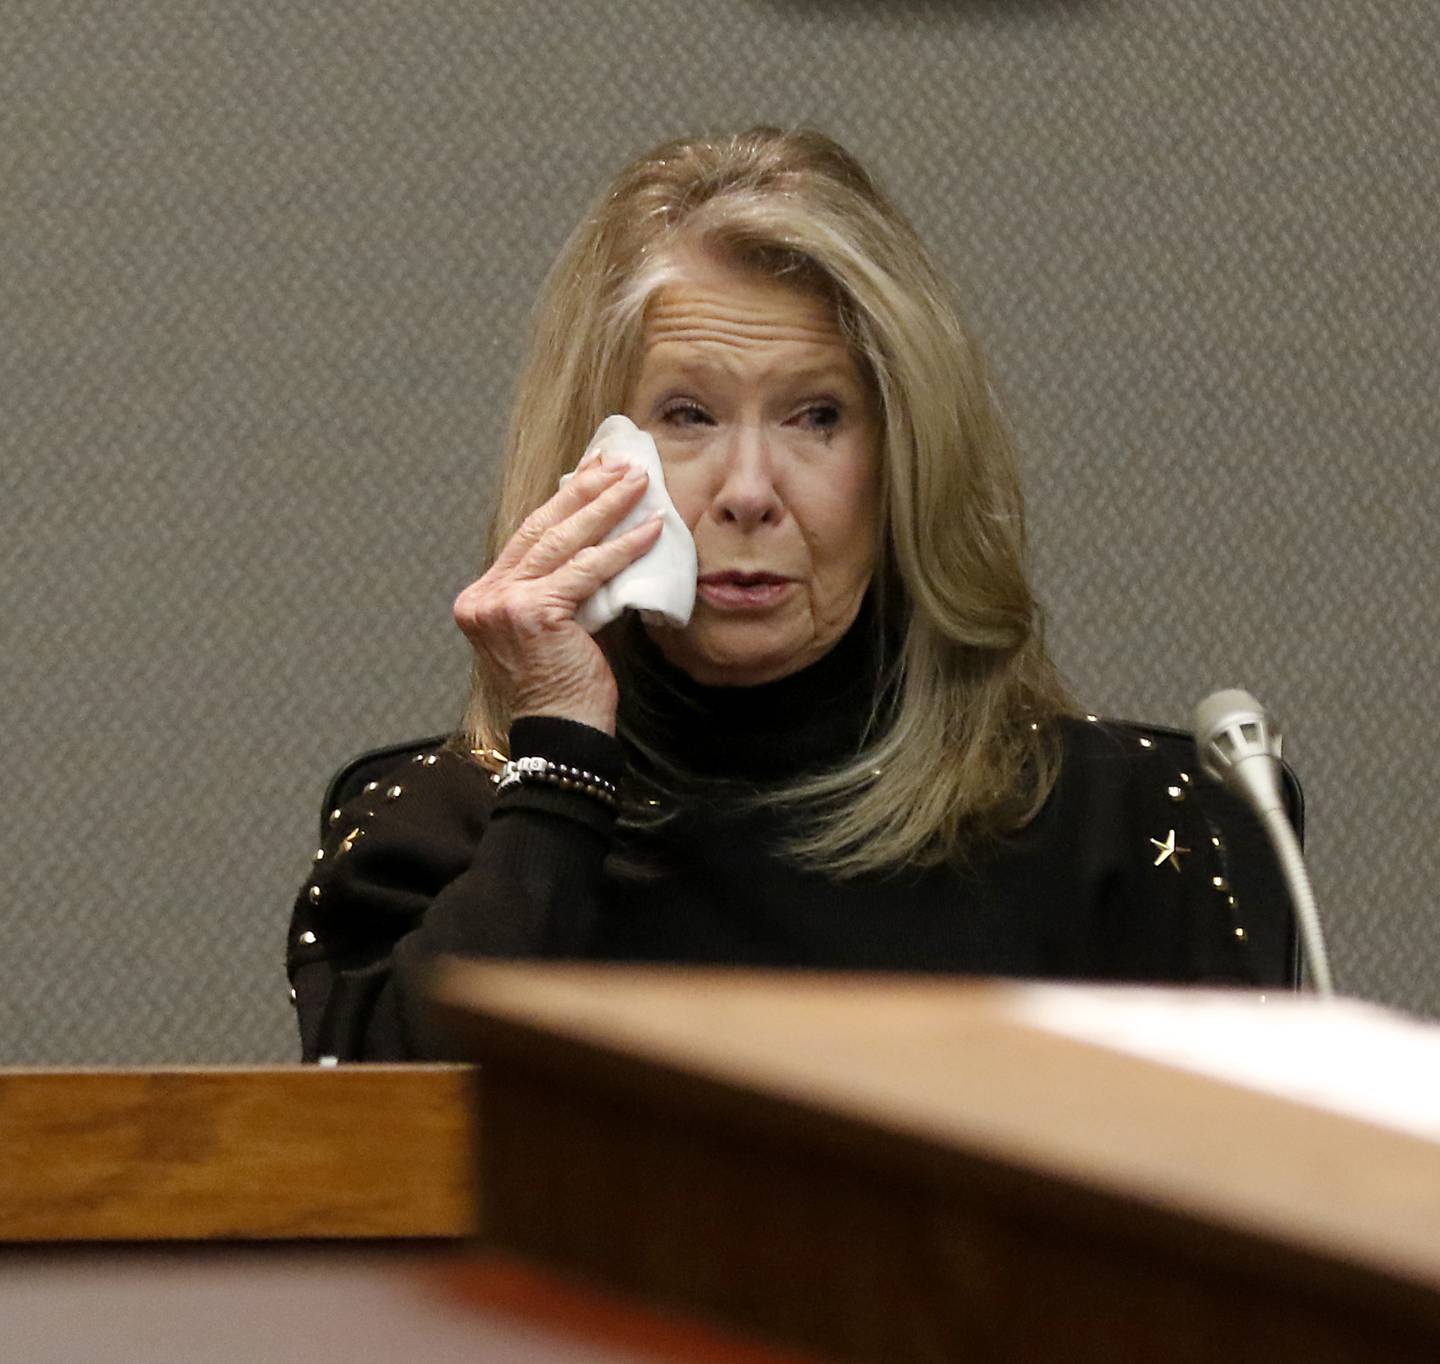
[563,415,697,634]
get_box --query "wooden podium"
[431,965,1440,1364]
[6,969,1440,1361]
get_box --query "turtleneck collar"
[618,593,890,785]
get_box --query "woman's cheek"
[658,459,706,528]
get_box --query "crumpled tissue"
[562,414,697,633]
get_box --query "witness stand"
[6,969,1440,1362]
[0,1044,816,1359]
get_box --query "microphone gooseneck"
[1193,689,1335,997]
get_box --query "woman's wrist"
[508,674,618,738]
[496,756,618,810]
[492,716,627,831]
[510,701,615,737]
[507,716,625,781]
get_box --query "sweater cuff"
[508,716,624,784]
[497,716,626,835]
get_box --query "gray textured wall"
[3,0,1436,1063]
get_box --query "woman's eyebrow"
[640,356,860,391]
[780,362,861,390]
[636,356,739,391]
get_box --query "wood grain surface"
[0,1066,477,1241]
[432,965,1440,1364]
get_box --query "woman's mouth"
[696,571,794,610]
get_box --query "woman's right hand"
[453,456,662,736]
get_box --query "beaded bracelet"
[495,756,619,810]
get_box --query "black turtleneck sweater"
[287,619,1289,1061]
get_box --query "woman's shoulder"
[1038,712,1221,870]
[326,742,496,837]
[1054,712,1298,986]
[1052,712,1201,799]
[298,743,497,931]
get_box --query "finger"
[517,466,651,579]
[453,512,664,648]
[450,472,637,630]
[491,459,631,574]
[545,511,664,602]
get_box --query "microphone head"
[1193,688,1285,805]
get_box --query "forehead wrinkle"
[643,328,849,361]
[641,314,856,387]
[638,268,859,391]
[639,343,860,393]
[646,279,842,341]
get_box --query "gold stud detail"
[1138,736,1155,749]
[299,930,317,946]
[1212,875,1227,891]
[1150,829,1190,872]
[1166,784,1184,802]
[1234,927,1247,941]
[385,785,403,801]
[423,753,439,766]
[363,781,379,794]
[1085,713,1099,723]
[328,809,342,826]
[289,987,297,1005]
[312,848,325,863]
[1179,771,1192,785]
[1211,835,1222,849]
[308,885,321,905]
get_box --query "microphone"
[1193,690,1334,997]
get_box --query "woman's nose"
[712,424,783,529]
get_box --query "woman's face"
[627,252,882,687]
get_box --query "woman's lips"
[697,571,794,610]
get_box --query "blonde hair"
[464,126,1073,874]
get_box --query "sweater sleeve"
[285,717,624,1062]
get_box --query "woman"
[288,128,1279,1062]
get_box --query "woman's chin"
[646,614,818,688]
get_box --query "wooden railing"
[0,1065,475,1240]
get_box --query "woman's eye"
[660,402,713,427]
[798,402,842,433]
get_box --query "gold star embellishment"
[1150,828,1190,872]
